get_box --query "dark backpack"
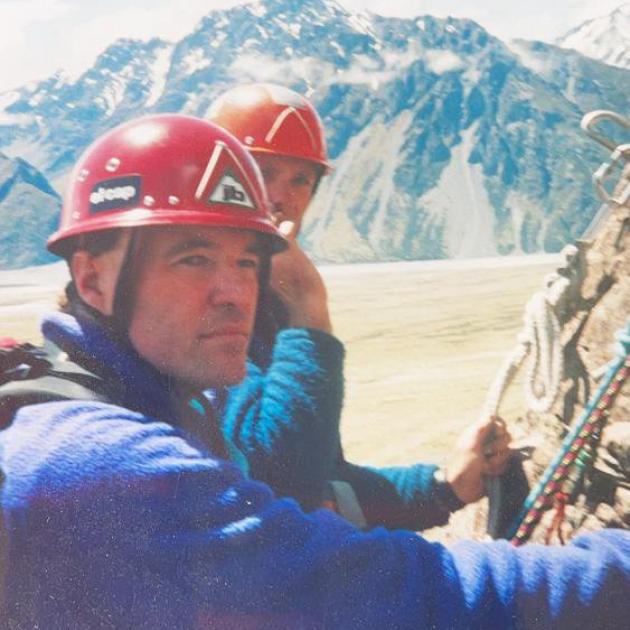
[0,341,113,615]
[0,342,112,430]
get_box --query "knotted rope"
[481,245,583,420]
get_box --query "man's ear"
[69,230,131,316]
[70,251,115,316]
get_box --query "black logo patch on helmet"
[89,175,141,213]
[208,170,255,210]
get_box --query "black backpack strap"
[0,343,111,430]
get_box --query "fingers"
[480,416,512,476]
[450,415,516,500]
[483,433,513,477]
[481,417,507,449]
[268,225,331,332]
[464,416,507,454]
[484,452,512,477]
[463,415,502,450]
[483,428,510,459]
[486,430,510,458]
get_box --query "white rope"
[523,291,563,412]
[482,245,583,419]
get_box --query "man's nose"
[267,181,291,211]
[210,268,254,310]
[270,201,286,224]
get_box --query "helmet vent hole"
[244,136,254,145]
[168,195,180,206]
[105,158,121,173]
[143,195,155,207]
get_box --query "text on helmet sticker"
[89,175,141,213]
[208,170,255,210]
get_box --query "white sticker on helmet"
[208,170,255,209]
[88,175,141,213]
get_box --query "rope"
[544,439,598,544]
[523,291,563,413]
[544,491,569,545]
[481,245,581,419]
[508,318,630,546]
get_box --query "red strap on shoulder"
[0,337,18,349]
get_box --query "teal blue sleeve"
[336,460,457,530]
[225,328,461,530]
[223,328,345,509]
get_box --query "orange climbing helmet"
[207,83,332,173]
[48,113,287,257]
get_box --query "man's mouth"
[198,327,250,341]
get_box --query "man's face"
[127,226,262,391]
[255,154,320,234]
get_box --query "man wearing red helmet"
[209,83,510,529]
[207,82,330,234]
[0,112,629,628]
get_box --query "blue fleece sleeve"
[449,531,630,628]
[223,328,345,509]
[2,401,629,629]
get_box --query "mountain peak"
[612,2,630,15]
[1,1,630,267]
[557,3,630,69]
[0,154,60,269]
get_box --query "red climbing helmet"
[207,83,332,173]
[47,113,287,257]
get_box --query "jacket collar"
[42,312,178,422]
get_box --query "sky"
[0,0,626,93]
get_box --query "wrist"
[432,467,466,513]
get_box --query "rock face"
[440,133,630,544]
[536,160,630,542]
[2,0,630,266]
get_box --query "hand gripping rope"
[506,317,630,546]
[479,247,583,539]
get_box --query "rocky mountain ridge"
[0,153,60,269]
[556,3,630,70]
[2,0,630,266]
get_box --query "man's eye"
[293,175,313,187]
[239,258,259,270]
[179,255,208,267]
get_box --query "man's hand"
[270,221,332,333]
[445,416,512,504]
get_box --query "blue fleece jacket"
[226,324,456,529]
[1,312,629,629]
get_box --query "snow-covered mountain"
[0,153,60,269]
[1,0,628,266]
[556,3,630,70]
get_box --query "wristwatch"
[432,467,465,513]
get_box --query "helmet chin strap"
[65,228,136,334]
[110,229,140,337]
